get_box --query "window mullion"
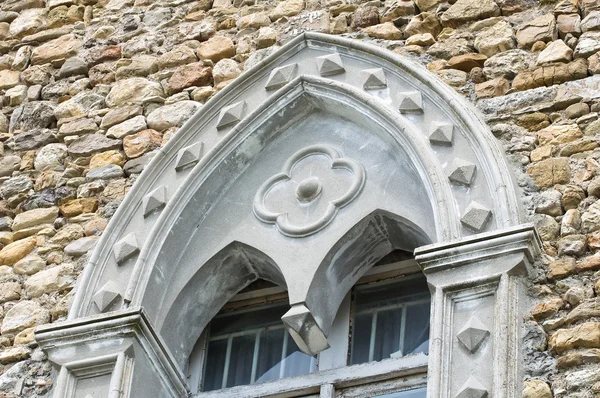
[280,331,289,379]
[250,331,261,383]
[221,335,234,389]
[399,305,407,357]
[368,312,378,362]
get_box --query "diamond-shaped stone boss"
[455,376,488,398]
[457,316,490,353]
[316,53,345,76]
[448,159,476,186]
[461,201,492,232]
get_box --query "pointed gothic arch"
[36,33,540,398]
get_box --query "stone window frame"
[34,33,541,398]
[188,258,429,397]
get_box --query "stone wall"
[0,0,599,396]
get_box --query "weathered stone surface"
[237,12,271,30]
[9,102,55,133]
[59,198,97,218]
[100,105,142,129]
[25,264,73,298]
[64,236,98,256]
[405,12,442,38]
[362,22,402,40]
[86,164,124,181]
[475,76,510,98]
[0,237,36,266]
[269,0,304,21]
[59,56,87,78]
[106,115,146,139]
[440,0,500,28]
[574,31,600,57]
[13,255,45,275]
[157,46,197,70]
[34,143,67,171]
[517,14,557,49]
[197,36,235,63]
[1,301,49,335]
[0,156,21,178]
[537,124,582,146]
[482,49,535,80]
[513,58,588,91]
[532,297,563,320]
[105,78,164,107]
[167,62,212,94]
[147,100,201,131]
[527,158,571,187]
[54,92,105,120]
[550,322,600,354]
[89,150,124,169]
[67,134,121,157]
[537,39,573,65]
[582,200,600,233]
[57,117,97,138]
[123,129,162,158]
[8,9,45,38]
[522,379,552,398]
[12,207,58,231]
[213,58,241,86]
[0,70,19,90]
[548,257,576,279]
[30,34,81,65]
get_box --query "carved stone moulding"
[416,224,542,398]
[35,309,188,398]
[253,144,366,237]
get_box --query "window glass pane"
[350,313,372,365]
[202,302,316,391]
[404,302,430,356]
[203,339,227,391]
[226,334,256,388]
[282,335,317,378]
[350,274,430,365]
[255,329,285,383]
[374,308,402,361]
[376,387,427,397]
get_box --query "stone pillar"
[35,308,188,398]
[415,225,542,398]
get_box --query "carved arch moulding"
[35,33,541,398]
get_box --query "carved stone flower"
[253,145,365,237]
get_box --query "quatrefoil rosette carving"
[253,145,366,237]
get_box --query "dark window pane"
[226,334,256,388]
[374,308,402,361]
[203,339,227,391]
[350,313,372,365]
[404,302,430,355]
[255,329,285,383]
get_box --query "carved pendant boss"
[253,145,365,237]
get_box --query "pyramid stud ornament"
[398,91,423,113]
[265,63,298,90]
[93,280,122,312]
[143,185,167,217]
[461,201,492,232]
[455,376,488,398]
[457,316,490,353]
[216,101,246,130]
[175,142,204,171]
[113,232,140,264]
[316,53,345,76]
[429,122,454,145]
[448,159,477,186]
[361,68,387,89]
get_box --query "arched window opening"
[191,251,430,397]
